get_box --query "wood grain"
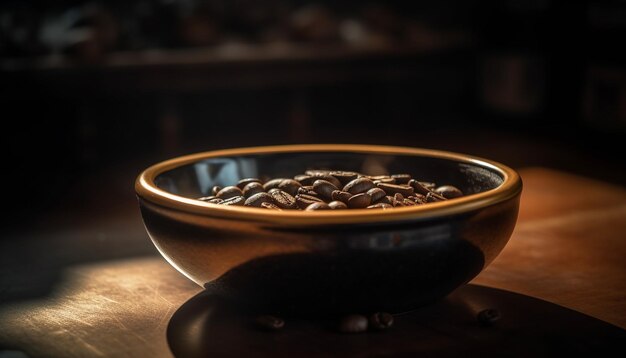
[1,167,625,357]
[473,167,626,328]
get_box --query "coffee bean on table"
[254,315,285,331]
[211,186,222,196]
[216,186,243,199]
[477,308,501,326]
[435,185,464,199]
[343,177,375,195]
[339,314,368,333]
[369,312,394,330]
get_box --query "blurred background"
[0,0,625,302]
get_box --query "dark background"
[0,0,625,303]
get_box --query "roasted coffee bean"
[308,173,342,188]
[373,177,396,185]
[216,186,244,199]
[392,196,405,207]
[368,175,393,181]
[477,308,501,326]
[377,183,414,197]
[426,191,447,202]
[261,202,282,210]
[254,315,285,331]
[348,193,371,208]
[245,192,274,207]
[297,186,314,194]
[366,187,386,202]
[369,312,394,330]
[242,182,264,198]
[376,196,393,205]
[331,190,352,203]
[199,169,460,210]
[305,202,331,210]
[313,179,339,200]
[237,178,261,189]
[328,201,348,209]
[305,169,331,176]
[407,195,426,205]
[296,194,324,209]
[222,196,246,206]
[343,177,375,194]
[367,203,392,209]
[330,171,359,185]
[408,179,431,195]
[278,179,302,196]
[435,185,464,199]
[294,174,316,186]
[339,314,368,333]
[391,174,412,184]
[269,189,297,209]
[263,178,286,191]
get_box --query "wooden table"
[1,168,625,357]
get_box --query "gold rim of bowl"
[135,144,522,226]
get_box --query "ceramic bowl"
[135,144,522,314]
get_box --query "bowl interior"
[154,151,505,200]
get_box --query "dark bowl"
[135,144,522,315]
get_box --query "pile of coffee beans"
[198,170,464,210]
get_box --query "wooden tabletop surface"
[0,167,625,357]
